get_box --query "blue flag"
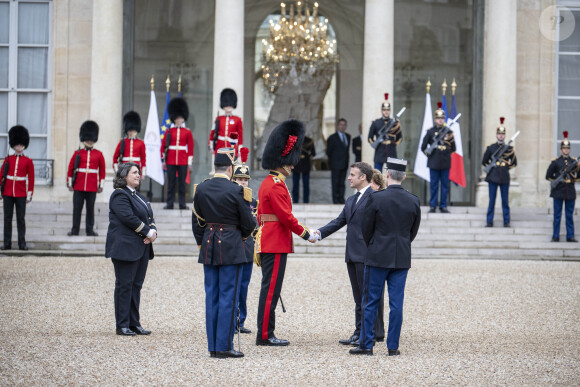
[160,91,171,140]
[441,94,448,120]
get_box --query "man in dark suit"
[312,161,384,347]
[350,157,421,356]
[326,118,351,204]
[192,148,256,359]
[352,124,362,163]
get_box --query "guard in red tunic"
[67,121,106,236]
[255,119,313,347]
[161,98,194,209]
[209,88,248,163]
[1,125,34,250]
[113,111,147,177]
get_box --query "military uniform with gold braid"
[545,132,579,242]
[482,117,517,227]
[191,148,256,358]
[255,119,311,347]
[368,93,402,170]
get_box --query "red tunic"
[1,154,34,198]
[67,148,106,192]
[160,126,194,166]
[112,138,147,168]
[256,170,309,253]
[209,115,244,158]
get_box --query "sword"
[279,295,286,313]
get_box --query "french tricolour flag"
[448,95,466,188]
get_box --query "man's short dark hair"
[350,162,373,183]
[215,164,230,173]
[337,118,347,125]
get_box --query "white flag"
[144,90,164,185]
[414,92,432,182]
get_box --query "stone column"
[212,0,245,120]
[90,0,123,199]
[361,0,394,166]
[477,0,518,206]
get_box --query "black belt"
[208,223,240,231]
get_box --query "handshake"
[308,229,321,244]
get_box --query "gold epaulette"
[243,187,252,202]
[552,157,558,162]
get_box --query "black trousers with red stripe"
[257,252,287,340]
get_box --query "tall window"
[0,0,52,159]
[555,5,580,152]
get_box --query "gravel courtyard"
[1,256,578,386]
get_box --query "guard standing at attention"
[255,120,313,347]
[482,117,517,227]
[546,132,579,243]
[113,111,147,177]
[368,93,402,171]
[1,125,34,251]
[209,88,248,163]
[67,121,106,236]
[421,102,456,213]
[192,148,256,359]
[232,164,258,334]
[161,97,194,209]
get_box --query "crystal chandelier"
[261,1,339,93]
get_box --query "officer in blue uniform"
[232,164,258,334]
[351,157,421,356]
[192,148,256,358]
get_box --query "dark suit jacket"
[192,175,256,266]
[326,132,351,170]
[105,187,156,261]
[361,185,421,269]
[319,187,372,263]
[352,136,362,162]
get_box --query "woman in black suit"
[105,162,157,336]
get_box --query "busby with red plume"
[123,111,142,134]
[168,97,189,122]
[561,131,571,149]
[496,117,506,134]
[220,88,238,109]
[434,102,445,119]
[261,120,306,170]
[79,120,99,142]
[8,125,30,149]
[381,93,391,110]
[240,146,250,163]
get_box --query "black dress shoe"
[388,349,401,356]
[504,223,510,228]
[349,346,373,355]
[86,231,99,237]
[439,207,450,213]
[485,223,493,228]
[339,334,359,345]
[163,205,174,210]
[210,351,216,358]
[179,205,189,210]
[116,327,136,336]
[1,245,11,250]
[238,326,251,334]
[375,337,385,343]
[567,238,578,242]
[19,244,28,251]
[67,231,78,236]
[429,207,436,213]
[351,339,360,347]
[215,349,244,358]
[256,336,289,346]
[129,326,151,335]
[551,237,560,242]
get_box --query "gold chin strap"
[282,165,292,175]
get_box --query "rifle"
[550,156,579,190]
[0,156,9,194]
[71,148,81,188]
[164,130,171,163]
[370,107,406,149]
[210,113,219,170]
[118,138,126,166]
[483,131,520,174]
[424,113,462,156]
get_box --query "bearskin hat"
[79,120,99,142]
[261,120,306,170]
[123,111,142,134]
[168,97,189,122]
[220,88,237,109]
[8,125,30,149]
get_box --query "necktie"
[352,191,361,215]
[342,133,347,146]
